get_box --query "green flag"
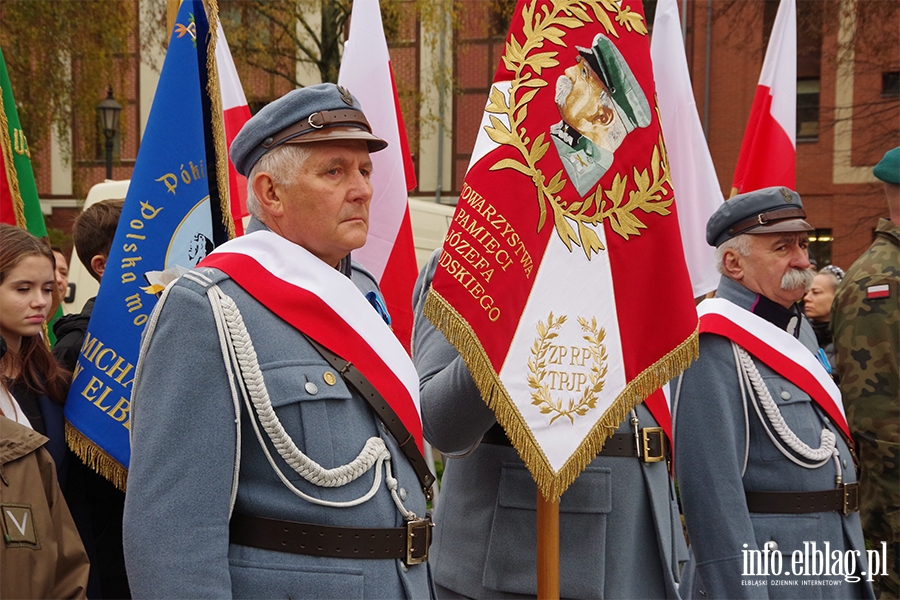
[2,45,62,344]
[0,45,47,236]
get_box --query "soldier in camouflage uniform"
[832,146,900,599]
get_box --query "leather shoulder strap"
[303,335,436,496]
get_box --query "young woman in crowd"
[0,223,89,598]
[0,223,72,472]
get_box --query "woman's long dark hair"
[0,223,71,404]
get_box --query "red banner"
[424,0,698,500]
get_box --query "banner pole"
[536,490,560,599]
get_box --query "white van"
[408,197,455,268]
[63,180,130,315]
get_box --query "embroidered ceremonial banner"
[200,230,424,452]
[64,0,233,489]
[1,45,64,343]
[698,298,849,437]
[0,46,46,236]
[424,0,698,500]
[339,0,419,352]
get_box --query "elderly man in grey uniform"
[674,187,873,599]
[413,251,688,599]
[123,84,435,599]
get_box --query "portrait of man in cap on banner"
[551,32,652,197]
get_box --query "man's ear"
[721,248,744,281]
[91,254,108,281]
[252,172,284,218]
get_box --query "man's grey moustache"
[555,75,573,107]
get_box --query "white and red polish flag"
[651,0,722,297]
[338,0,418,352]
[423,0,698,500]
[731,0,796,196]
[215,23,252,236]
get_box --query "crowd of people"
[0,83,896,600]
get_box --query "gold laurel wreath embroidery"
[483,0,674,260]
[527,313,609,425]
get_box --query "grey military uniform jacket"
[413,249,687,599]
[674,276,873,599]
[123,220,432,599]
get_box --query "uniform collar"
[246,217,353,279]
[716,275,804,338]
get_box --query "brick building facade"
[18,0,900,271]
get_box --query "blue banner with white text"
[64,0,231,488]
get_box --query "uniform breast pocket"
[483,463,611,597]
[758,376,824,463]
[257,360,356,478]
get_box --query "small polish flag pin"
[866,284,890,299]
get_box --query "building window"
[797,78,820,142]
[808,228,832,268]
[883,71,900,97]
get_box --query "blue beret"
[706,186,814,247]
[230,83,388,177]
[873,146,899,185]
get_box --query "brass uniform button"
[323,371,337,386]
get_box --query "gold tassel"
[202,0,236,240]
[424,290,699,501]
[0,89,28,229]
[66,421,128,492]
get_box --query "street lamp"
[96,87,122,180]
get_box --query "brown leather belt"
[481,424,668,463]
[229,513,432,565]
[746,483,859,515]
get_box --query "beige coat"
[0,416,89,599]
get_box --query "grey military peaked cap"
[230,82,388,177]
[706,186,814,247]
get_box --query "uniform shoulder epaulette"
[181,266,231,290]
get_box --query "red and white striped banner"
[424,0,698,500]
[215,23,252,236]
[651,0,722,298]
[200,230,424,451]
[731,0,796,195]
[338,0,419,352]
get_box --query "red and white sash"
[698,298,848,438]
[199,230,424,452]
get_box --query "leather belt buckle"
[405,516,432,566]
[843,483,859,515]
[641,427,665,463]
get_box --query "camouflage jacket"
[832,217,900,441]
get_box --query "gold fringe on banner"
[202,0,236,240]
[424,289,699,501]
[0,90,28,229]
[66,421,128,492]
